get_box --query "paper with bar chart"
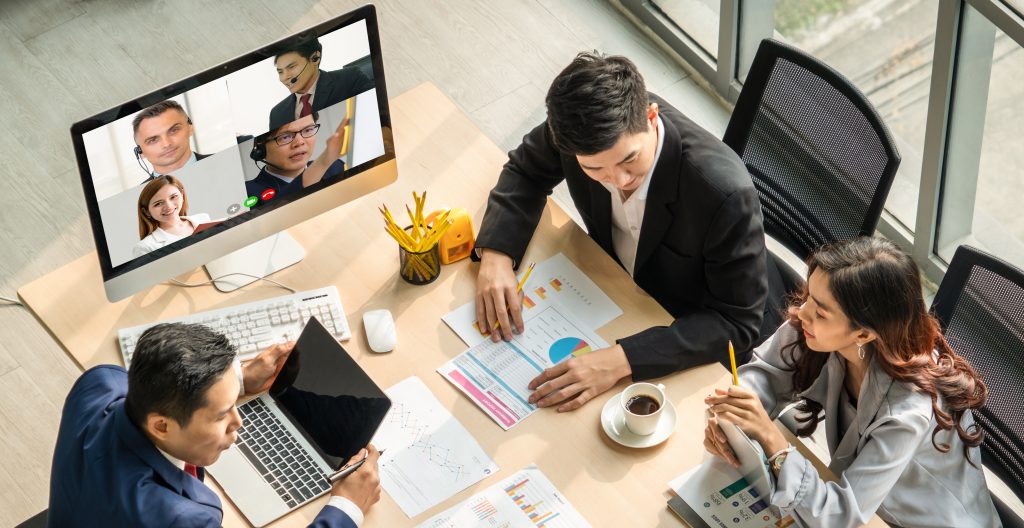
[442,253,622,347]
[417,464,591,528]
[438,304,608,429]
[372,377,499,518]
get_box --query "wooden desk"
[20,83,883,527]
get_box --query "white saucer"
[601,392,677,448]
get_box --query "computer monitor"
[71,5,396,302]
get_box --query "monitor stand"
[203,232,305,292]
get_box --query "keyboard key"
[237,443,269,476]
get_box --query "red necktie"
[184,463,198,479]
[299,94,312,118]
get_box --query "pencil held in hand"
[728,340,738,385]
[491,262,535,332]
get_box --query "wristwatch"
[769,446,794,475]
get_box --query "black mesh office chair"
[723,38,902,342]
[932,245,1024,528]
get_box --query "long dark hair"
[785,237,987,459]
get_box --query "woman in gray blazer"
[703,237,999,527]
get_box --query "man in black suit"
[268,33,374,131]
[474,52,771,412]
[133,100,210,184]
[247,112,348,207]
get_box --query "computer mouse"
[362,309,396,353]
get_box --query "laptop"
[210,316,391,527]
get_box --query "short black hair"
[545,52,649,155]
[132,100,190,138]
[275,31,323,62]
[125,323,236,428]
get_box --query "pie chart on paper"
[548,337,593,363]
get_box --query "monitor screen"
[70,6,395,300]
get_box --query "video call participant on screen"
[133,175,211,258]
[268,32,374,130]
[473,52,770,412]
[703,237,999,527]
[247,112,348,206]
[49,323,381,527]
[133,100,209,184]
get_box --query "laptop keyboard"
[235,398,331,508]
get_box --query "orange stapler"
[425,207,475,264]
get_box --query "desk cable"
[0,294,23,307]
[167,273,297,294]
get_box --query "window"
[936,15,1024,270]
[773,0,940,232]
[651,0,721,58]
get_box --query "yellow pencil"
[492,262,536,331]
[728,340,739,385]
[517,262,536,293]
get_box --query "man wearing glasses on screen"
[247,112,348,206]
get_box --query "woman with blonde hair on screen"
[132,175,211,258]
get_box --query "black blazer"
[268,67,375,130]
[474,95,770,380]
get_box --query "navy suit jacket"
[49,366,356,528]
[269,68,374,130]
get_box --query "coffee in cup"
[626,394,660,415]
[620,382,666,435]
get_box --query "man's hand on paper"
[527,345,632,412]
[704,385,788,458]
[476,249,524,342]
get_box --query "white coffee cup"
[620,382,666,436]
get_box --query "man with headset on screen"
[268,32,374,131]
[247,111,348,206]
[133,100,210,184]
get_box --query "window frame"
[618,0,1024,285]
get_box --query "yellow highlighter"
[492,262,536,332]
[728,340,739,385]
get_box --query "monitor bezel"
[70,5,393,299]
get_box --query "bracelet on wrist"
[768,445,794,474]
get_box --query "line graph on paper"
[373,377,500,517]
[385,401,468,480]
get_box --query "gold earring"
[857,343,865,360]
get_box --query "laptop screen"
[269,317,391,470]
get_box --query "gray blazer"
[740,323,1000,528]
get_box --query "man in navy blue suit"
[49,323,381,527]
[247,112,348,207]
[268,33,374,131]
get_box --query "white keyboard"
[117,286,351,367]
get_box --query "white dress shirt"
[143,152,198,184]
[598,115,665,277]
[132,213,212,258]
